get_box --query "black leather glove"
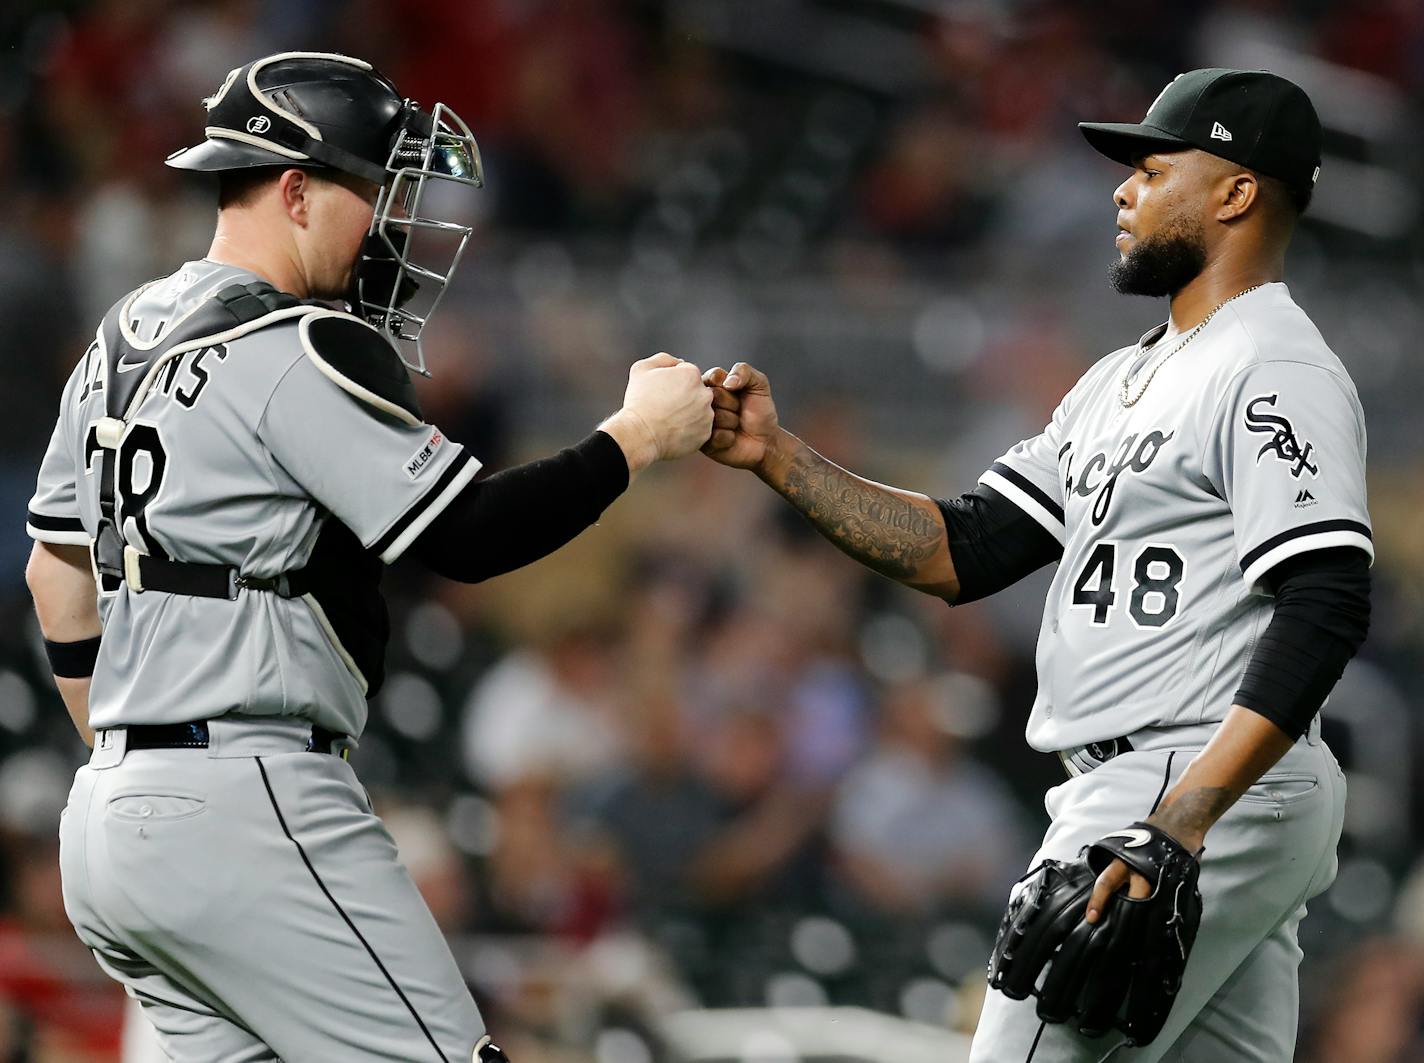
[986,822,1203,1046]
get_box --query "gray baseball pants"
[970,719,1346,1063]
[59,716,486,1062]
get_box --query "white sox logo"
[1062,429,1175,525]
[1245,394,1318,478]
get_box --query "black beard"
[1109,220,1208,297]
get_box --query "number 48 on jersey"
[1071,542,1184,629]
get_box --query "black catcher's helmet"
[167,52,485,375]
[166,52,406,184]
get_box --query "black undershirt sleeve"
[411,429,629,583]
[935,483,1064,604]
[1234,546,1371,739]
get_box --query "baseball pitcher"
[702,69,1370,1062]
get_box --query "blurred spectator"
[462,623,626,791]
[682,704,825,911]
[1301,937,1424,1063]
[578,692,720,921]
[384,802,475,933]
[829,675,1027,916]
[0,750,125,1058]
[475,774,614,939]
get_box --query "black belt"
[118,721,348,755]
[131,554,311,600]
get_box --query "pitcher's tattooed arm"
[1146,705,1298,853]
[1147,787,1233,850]
[761,432,958,596]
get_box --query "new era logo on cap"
[1210,121,1232,142]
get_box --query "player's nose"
[1114,178,1132,209]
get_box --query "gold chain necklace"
[1119,285,1263,407]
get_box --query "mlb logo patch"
[404,430,444,480]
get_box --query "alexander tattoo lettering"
[781,450,942,581]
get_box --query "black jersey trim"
[1239,520,1373,576]
[255,758,449,1063]
[26,510,90,546]
[370,447,480,562]
[26,510,86,533]
[987,463,1065,524]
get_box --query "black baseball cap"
[1079,68,1321,194]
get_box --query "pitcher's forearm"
[757,429,958,596]
[1146,704,1295,849]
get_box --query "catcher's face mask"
[167,52,486,377]
[353,102,484,376]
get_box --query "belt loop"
[123,545,146,593]
[90,728,128,769]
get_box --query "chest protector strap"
[90,281,317,599]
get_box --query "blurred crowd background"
[0,1,1422,1060]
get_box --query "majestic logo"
[1210,121,1233,142]
[1245,394,1318,478]
[1101,828,1153,848]
[404,430,444,480]
[1294,489,1317,508]
[1062,429,1175,525]
[246,115,272,134]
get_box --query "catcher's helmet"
[167,52,485,375]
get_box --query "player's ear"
[278,168,311,226]
[1216,171,1259,222]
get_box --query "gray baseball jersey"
[27,259,481,736]
[979,282,1371,753]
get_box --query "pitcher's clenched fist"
[700,362,783,473]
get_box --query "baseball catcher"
[25,52,711,1061]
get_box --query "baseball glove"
[986,821,1202,1047]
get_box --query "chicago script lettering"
[1062,429,1174,525]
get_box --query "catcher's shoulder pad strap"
[1087,821,1200,888]
[297,309,423,427]
[98,280,312,420]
